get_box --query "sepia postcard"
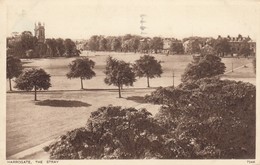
[0,0,259,165]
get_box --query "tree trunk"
[34,86,37,101]
[9,78,12,91]
[118,83,122,98]
[80,77,83,89]
[147,76,150,87]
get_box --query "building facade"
[218,35,256,55]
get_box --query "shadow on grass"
[35,99,91,107]
[125,96,146,104]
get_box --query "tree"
[98,37,108,51]
[183,39,201,54]
[149,37,163,53]
[170,42,184,54]
[181,54,226,83]
[139,38,150,53]
[111,38,121,52]
[45,106,167,159]
[14,68,51,101]
[129,37,140,53]
[121,40,131,52]
[88,35,99,51]
[6,56,23,91]
[214,38,231,56]
[45,38,58,57]
[20,31,38,54]
[64,39,80,57]
[104,57,136,98]
[145,77,256,158]
[7,31,38,58]
[66,58,96,89]
[200,44,215,56]
[239,41,251,57]
[134,55,163,87]
[56,38,65,56]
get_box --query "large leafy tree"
[64,39,80,57]
[134,55,163,87]
[6,56,23,91]
[129,37,140,53]
[88,35,99,51]
[7,31,38,58]
[104,57,136,98]
[21,31,38,56]
[45,38,58,57]
[66,58,96,89]
[14,68,51,101]
[170,42,184,54]
[146,77,256,159]
[214,38,231,56]
[121,39,131,52]
[200,44,215,56]
[239,41,251,57]
[111,38,121,52]
[56,38,65,56]
[183,39,201,54]
[45,106,167,159]
[139,39,150,53]
[181,54,226,83]
[149,37,163,54]
[98,37,108,51]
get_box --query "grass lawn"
[6,88,159,157]
[6,51,256,158]
[7,51,256,91]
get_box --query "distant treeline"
[7,31,80,58]
[83,35,167,54]
[81,34,255,57]
[7,32,255,58]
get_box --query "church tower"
[34,22,45,43]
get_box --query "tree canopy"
[104,56,136,98]
[7,31,79,58]
[149,37,163,53]
[46,78,256,159]
[14,68,51,100]
[67,58,96,89]
[134,55,163,87]
[214,38,231,56]
[170,42,184,54]
[183,39,201,54]
[145,77,256,158]
[239,41,251,57]
[45,106,166,159]
[181,54,226,83]
[6,56,23,91]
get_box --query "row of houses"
[162,35,256,55]
[224,35,256,54]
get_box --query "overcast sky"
[6,0,260,40]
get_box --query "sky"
[6,0,260,40]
